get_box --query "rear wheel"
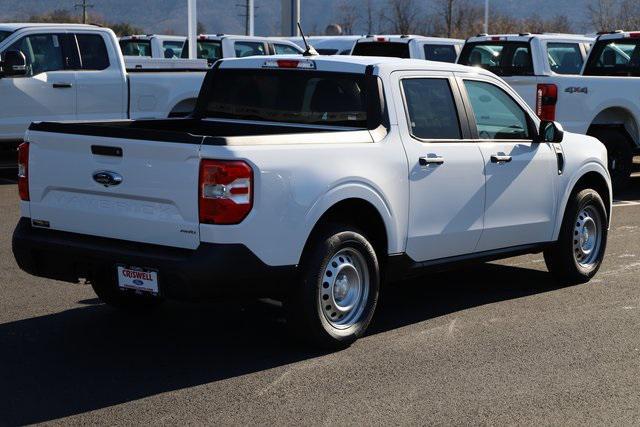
[91,272,163,310]
[590,128,633,190]
[544,188,608,284]
[286,224,380,349]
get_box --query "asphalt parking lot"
[1,167,639,425]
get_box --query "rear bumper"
[12,217,296,300]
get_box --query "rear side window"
[459,42,534,76]
[273,43,300,55]
[352,41,410,58]
[547,43,583,74]
[423,44,457,63]
[235,41,266,57]
[402,78,461,140]
[163,40,184,58]
[77,34,109,70]
[464,80,530,140]
[119,39,151,56]
[583,39,640,76]
[203,70,372,128]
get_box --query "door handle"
[52,82,73,88]
[490,154,512,163]
[419,156,445,166]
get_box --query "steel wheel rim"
[573,205,602,268]
[318,248,370,330]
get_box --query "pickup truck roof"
[120,34,186,42]
[596,31,640,41]
[218,54,490,76]
[466,33,595,44]
[356,34,464,45]
[0,23,98,32]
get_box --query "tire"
[590,128,633,190]
[91,271,163,310]
[544,188,608,284]
[286,224,380,349]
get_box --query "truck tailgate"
[26,129,201,249]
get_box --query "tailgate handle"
[91,145,123,157]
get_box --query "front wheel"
[286,225,380,349]
[544,189,608,284]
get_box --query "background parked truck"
[459,32,640,189]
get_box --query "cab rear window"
[458,41,534,76]
[352,41,410,58]
[119,39,151,56]
[202,69,376,128]
[583,39,640,76]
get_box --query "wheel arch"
[588,106,639,148]
[300,185,401,265]
[553,165,612,240]
[168,97,198,118]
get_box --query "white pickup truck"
[119,34,186,58]
[351,35,464,63]
[0,23,207,151]
[458,32,640,188]
[13,55,611,348]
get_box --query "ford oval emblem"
[133,279,144,286]
[93,171,123,187]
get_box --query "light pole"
[484,0,489,34]
[187,0,197,59]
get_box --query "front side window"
[119,39,151,56]
[547,42,583,74]
[163,40,184,58]
[0,31,11,44]
[402,78,461,140]
[423,44,457,63]
[235,41,266,57]
[77,34,109,70]
[464,80,531,140]
[273,43,300,55]
[459,41,534,76]
[9,34,65,76]
[181,40,222,62]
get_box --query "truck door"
[393,71,486,262]
[458,76,557,251]
[0,32,76,141]
[74,32,127,121]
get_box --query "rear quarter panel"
[128,72,205,119]
[198,133,409,266]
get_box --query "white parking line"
[613,200,640,207]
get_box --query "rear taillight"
[199,160,253,224]
[17,142,29,201]
[536,83,558,121]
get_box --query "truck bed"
[28,118,372,146]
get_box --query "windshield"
[583,39,640,76]
[458,41,534,76]
[351,41,410,58]
[0,31,11,44]
[119,39,151,56]
[202,69,372,128]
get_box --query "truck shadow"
[0,262,566,424]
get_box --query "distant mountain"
[0,0,593,36]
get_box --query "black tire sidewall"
[591,128,633,189]
[291,225,380,347]
[560,189,608,279]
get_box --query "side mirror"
[0,50,27,77]
[539,120,564,143]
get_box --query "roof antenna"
[298,22,318,56]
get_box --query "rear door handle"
[490,154,512,163]
[52,82,73,88]
[419,156,445,166]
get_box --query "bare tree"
[336,0,358,35]
[588,0,620,32]
[383,0,423,34]
[430,0,483,38]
